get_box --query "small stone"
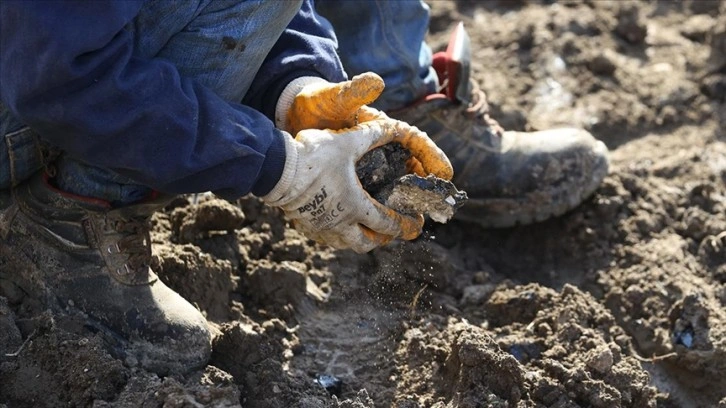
[125,355,139,367]
[586,345,614,374]
[460,284,496,306]
[588,54,617,76]
[535,322,553,337]
[673,327,695,348]
[315,374,343,396]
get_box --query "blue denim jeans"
[0,0,301,205]
[316,0,438,112]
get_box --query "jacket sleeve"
[243,0,348,120]
[0,0,290,199]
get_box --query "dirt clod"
[357,143,467,223]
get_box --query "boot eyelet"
[116,264,131,276]
[107,243,121,254]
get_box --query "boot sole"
[80,313,210,375]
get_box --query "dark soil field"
[2,1,725,407]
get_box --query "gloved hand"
[263,119,453,253]
[276,72,443,180]
[276,72,388,136]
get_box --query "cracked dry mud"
[2,1,726,407]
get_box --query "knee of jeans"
[0,127,55,189]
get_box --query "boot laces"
[436,81,504,154]
[111,218,152,274]
[463,82,504,137]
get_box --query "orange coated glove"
[277,72,387,136]
[262,120,453,253]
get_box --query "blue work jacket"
[0,0,346,199]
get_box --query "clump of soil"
[2,1,726,407]
[357,143,467,223]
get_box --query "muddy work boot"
[0,173,211,375]
[388,24,609,227]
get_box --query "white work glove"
[262,119,452,253]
